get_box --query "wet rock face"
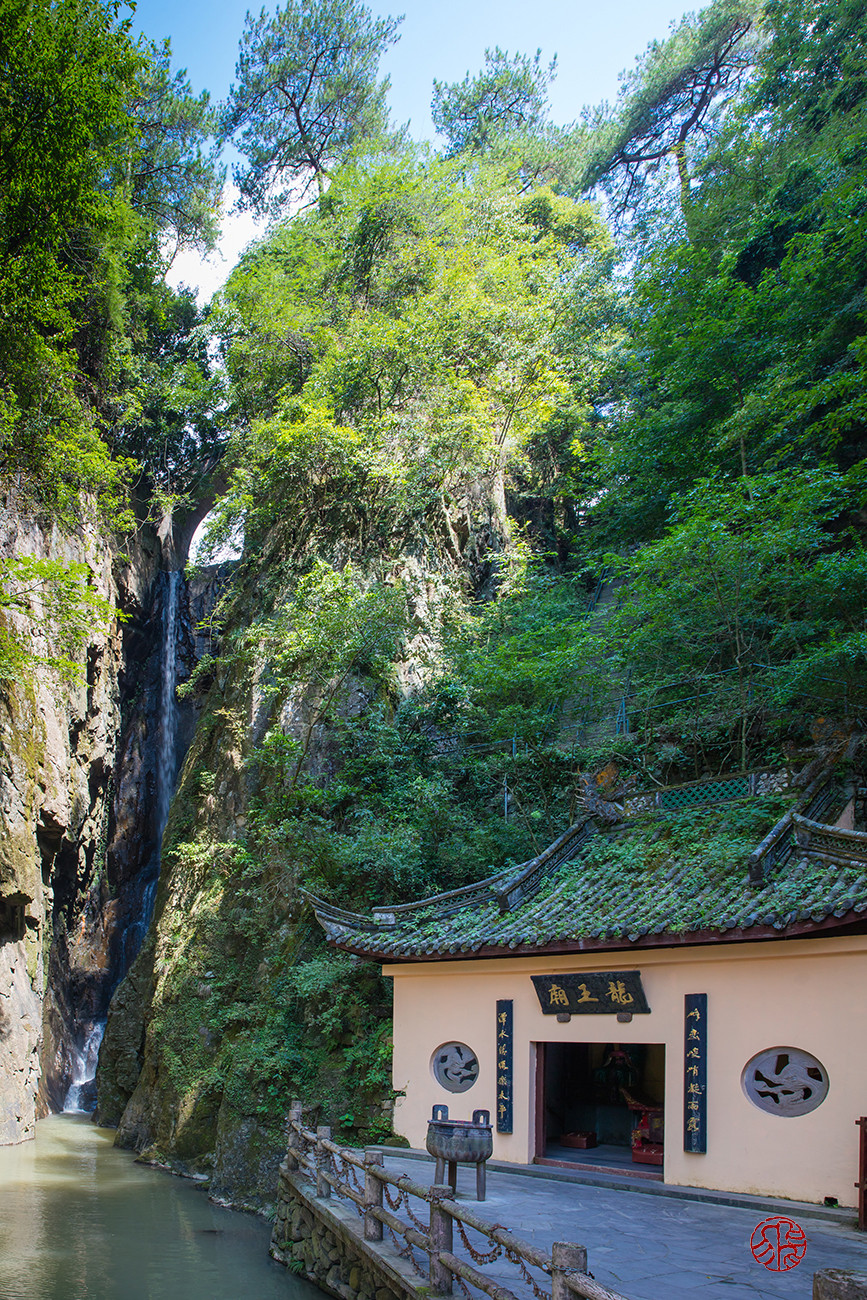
[94,566,227,1130]
[0,496,124,1139]
[45,564,227,1117]
[0,941,41,1144]
[96,939,155,1128]
[0,476,227,1137]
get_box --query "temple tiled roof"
[309,778,867,961]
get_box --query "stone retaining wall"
[270,1162,427,1300]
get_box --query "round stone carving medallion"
[431,1042,479,1093]
[741,1047,829,1117]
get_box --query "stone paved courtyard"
[380,1152,867,1300]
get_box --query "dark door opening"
[535,1041,665,1177]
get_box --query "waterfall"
[157,569,181,846]
[62,1021,105,1112]
[59,572,184,1112]
[125,570,181,963]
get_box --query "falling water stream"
[128,567,181,954]
[62,569,183,1112]
[156,568,181,850]
[62,1022,105,1113]
[0,1116,319,1300]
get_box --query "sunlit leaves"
[0,555,121,683]
[210,156,611,559]
[224,0,401,210]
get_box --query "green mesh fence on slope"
[658,775,751,810]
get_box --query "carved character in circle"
[742,1048,829,1117]
[754,1054,823,1109]
[432,1042,480,1093]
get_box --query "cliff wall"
[0,493,128,1140]
[0,487,225,1141]
[93,510,549,1207]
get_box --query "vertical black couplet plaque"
[495,999,513,1134]
[683,993,707,1153]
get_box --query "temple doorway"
[534,1041,665,1177]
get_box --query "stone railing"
[748,770,846,886]
[793,815,867,863]
[272,1104,632,1300]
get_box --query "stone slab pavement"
[378,1151,867,1300]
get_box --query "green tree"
[0,0,142,521]
[431,47,557,157]
[600,471,867,770]
[0,556,120,684]
[207,155,612,567]
[223,0,402,210]
[757,0,867,133]
[0,0,224,529]
[582,0,759,222]
[252,560,408,792]
[126,40,224,260]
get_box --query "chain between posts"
[282,1105,633,1300]
[506,1245,554,1300]
[383,1217,428,1278]
[455,1215,505,1266]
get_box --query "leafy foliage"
[432,47,557,157]
[0,0,224,528]
[224,0,401,209]
[582,0,760,221]
[205,153,612,568]
[0,556,120,683]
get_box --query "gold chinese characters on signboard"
[530,972,650,1015]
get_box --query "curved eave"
[328,908,867,964]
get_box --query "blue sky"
[131,0,698,138]
[129,0,699,297]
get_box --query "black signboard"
[683,993,707,1154]
[495,999,513,1133]
[531,971,650,1015]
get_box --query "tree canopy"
[582,0,760,220]
[224,0,402,210]
[0,0,224,528]
[431,47,557,157]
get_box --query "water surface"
[0,1114,319,1300]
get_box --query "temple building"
[312,766,867,1207]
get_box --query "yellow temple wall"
[385,934,867,1206]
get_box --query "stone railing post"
[429,1184,453,1295]
[316,1124,331,1198]
[286,1099,303,1171]
[552,1242,589,1300]
[363,1147,384,1242]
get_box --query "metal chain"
[333,1153,364,1195]
[400,1185,430,1234]
[504,1247,552,1300]
[325,1151,363,1217]
[384,1218,427,1279]
[383,1180,403,1211]
[455,1216,504,1265]
[454,1273,473,1299]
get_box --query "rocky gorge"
[0,489,224,1148]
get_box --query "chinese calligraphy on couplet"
[683,993,707,1154]
[496,1000,513,1133]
